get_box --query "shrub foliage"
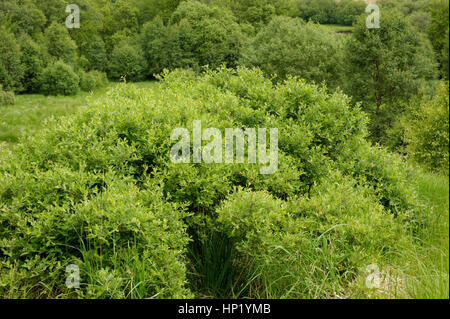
[0,68,423,298]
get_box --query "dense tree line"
[0,0,448,170]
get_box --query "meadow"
[0,82,158,146]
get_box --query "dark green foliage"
[296,0,365,25]
[427,0,449,54]
[39,60,79,95]
[140,17,197,77]
[170,1,244,69]
[44,21,78,64]
[18,34,49,93]
[140,1,244,76]
[427,0,450,77]
[135,0,182,23]
[0,0,46,36]
[101,0,140,37]
[0,68,422,297]
[241,16,344,88]
[34,0,69,25]
[333,0,366,25]
[83,36,108,72]
[108,40,148,81]
[296,0,337,24]
[442,29,449,79]
[405,82,449,173]
[0,28,23,91]
[201,0,298,29]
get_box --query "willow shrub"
[405,82,449,173]
[0,67,420,298]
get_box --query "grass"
[402,171,449,298]
[0,81,158,147]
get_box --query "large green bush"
[216,172,409,297]
[39,60,79,96]
[0,67,421,298]
[0,27,24,91]
[0,167,191,298]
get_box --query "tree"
[427,0,449,77]
[169,0,244,69]
[334,0,366,26]
[202,0,298,28]
[67,0,105,55]
[427,0,449,53]
[34,0,69,26]
[442,29,449,79]
[0,0,46,36]
[84,35,108,72]
[140,17,197,77]
[134,0,182,24]
[101,0,140,37]
[0,27,23,91]
[241,16,344,88]
[345,12,438,142]
[345,13,438,111]
[296,0,337,24]
[141,1,244,76]
[44,21,78,64]
[39,60,79,95]
[18,34,49,93]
